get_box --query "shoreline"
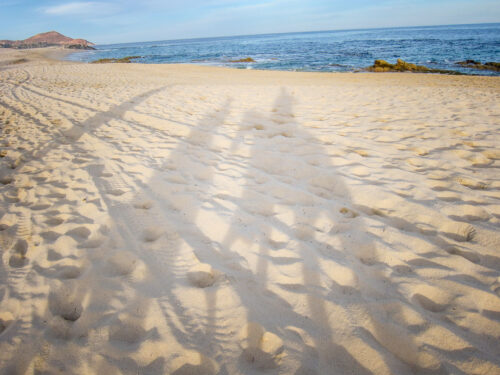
[4,47,499,85]
[0,47,499,375]
[4,46,498,78]
[63,47,500,77]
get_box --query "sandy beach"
[0,48,499,375]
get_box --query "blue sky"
[1,0,499,44]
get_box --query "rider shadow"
[215,88,375,374]
[0,85,173,375]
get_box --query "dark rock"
[229,57,255,63]
[456,60,500,72]
[368,59,430,72]
[367,59,464,75]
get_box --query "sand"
[0,48,499,375]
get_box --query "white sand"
[0,48,500,374]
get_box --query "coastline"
[5,46,497,80]
[1,48,499,374]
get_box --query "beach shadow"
[2,71,497,374]
[222,88,374,374]
[0,84,172,374]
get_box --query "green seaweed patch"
[456,60,500,72]
[229,57,255,63]
[91,56,141,64]
[366,59,464,75]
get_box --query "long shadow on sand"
[2,76,499,374]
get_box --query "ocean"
[66,23,500,75]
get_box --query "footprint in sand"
[0,173,13,185]
[105,251,138,276]
[143,226,164,242]
[41,231,61,242]
[440,222,475,242]
[187,263,217,288]
[239,322,284,369]
[428,179,454,192]
[170,351,219,375]
[30,201,52,211]
[443,205,491,222]
[456,177,487,190]
[66,226,92,241]
[45,217,65,226]
[48,283,83,322]
[444,246,480,264]
[436,192,461,202]
[353,244,377,266]
[109,317,147,344]
[79,235,105,249]
[8,239,28,268]
[411,285,452,313]
[366,311,441,371]
[34,259,84,280]
[47,316,74,340]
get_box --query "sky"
[1,0,499,44]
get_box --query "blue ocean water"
[67,23,500,75]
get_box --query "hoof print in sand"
[187,264,217,288]
[444,205,491,222]
[143,226,164,242]
[240,322,284,369]
[170,351,219,375]
[45,217,65,226]
[440,222,475,242]
[0,174,13,185]
[48,316,73,339]
[105,251,138,276]
[57,265,83,279]
[412,285,452,313]
[9,239,28,268]
[9,253,28,268]
[66,226,91,241]
[34,261,84,279]
[445,246,480,264]
[456,177,487,190]
[109,318,147,344]
[48,284,83,322]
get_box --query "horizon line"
[96,21,500,46]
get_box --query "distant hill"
[0,31,95,50]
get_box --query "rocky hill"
[0,31,95,50]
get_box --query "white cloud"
[43,2,115,16]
